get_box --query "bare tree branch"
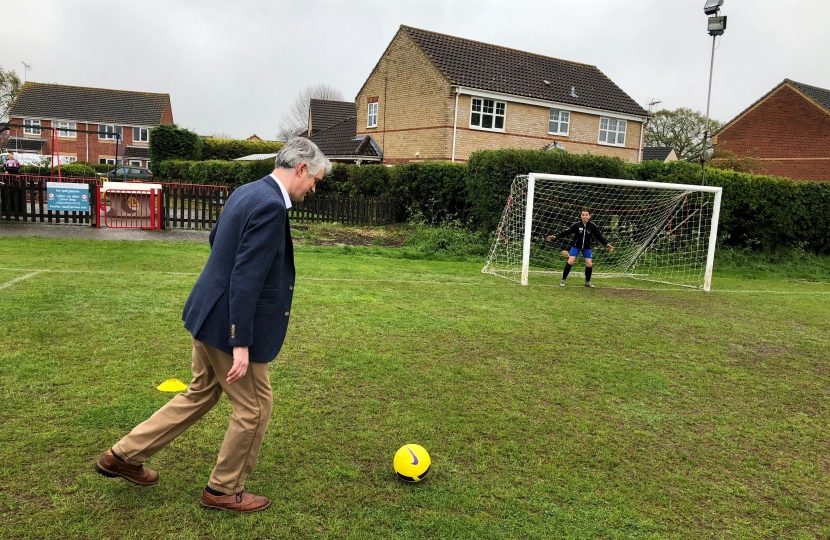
[276,83,345,141]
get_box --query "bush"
[19,162,99,178]
[149,124,203,164]
[154,158,274,188]
[390,162,469,224]
[466,149,629,231]
[201,138,284,161]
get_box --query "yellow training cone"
[157,379,188,392]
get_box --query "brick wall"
[356,30,454,162]
[715,84,830,181]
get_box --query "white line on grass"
[0,271,42,290]
[1,267,828,294]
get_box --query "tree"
[644,108,722,163]
[276,83,344,141]
[0,65,23,121]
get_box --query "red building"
[5,82,173,169]
[714,79,830,182]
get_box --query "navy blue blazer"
[182,176,295,362]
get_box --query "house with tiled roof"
[713,79,830,181]
[308,116,382,164]
[5,82,173,168]
[642,146,678,162]
[355,25,649,164]
[307,99,357,136]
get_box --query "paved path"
[0,222,210,242]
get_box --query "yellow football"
[393,444,431,482]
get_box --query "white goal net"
[482,174,723,290]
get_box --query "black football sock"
[585,266,593,282]
[205,486,225,496]
[562,263,573,280]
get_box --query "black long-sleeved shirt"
[555,220,609,249]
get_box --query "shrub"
[201,138,284,161]
[149,124,203,164]
[466,149,628,231]
[154,158,274,188]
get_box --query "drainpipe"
[451,89,459,162]
[85,124,89,163]
[638,119,645,163]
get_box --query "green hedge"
[18,163,100,178]
[201,138,284,161]
[624,160,830,255]
[154,159,274,188]
[149,124,203,164]
[466,149,629,231]
[152,149,830,254]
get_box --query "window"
[65,156,77,163]
[98,125,122,141]
[598,117,627,146]
[129,159,142,166]
[133,127,149,143]
[57,121,77,138]
[99,158,116,165]
[470,98,506,131]
[367,102,378,128]
[548,109,570,135]
[24,119,41,135]
[146,161,151,171]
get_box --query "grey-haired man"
[95,138,331,512]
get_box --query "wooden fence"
[0,175,100,224]
[288,192,398,226]
[1,175,399,229]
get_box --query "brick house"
[306,99,382,164]
[5,82,173,169]
[355,26,649,164]
[714,79,830,181]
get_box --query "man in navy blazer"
[95,138,331,513]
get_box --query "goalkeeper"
[546,209,614,288]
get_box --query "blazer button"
[289,285,293,290]
[285,311,290,316]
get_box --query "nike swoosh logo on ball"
[407,447,419,465]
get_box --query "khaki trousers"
[113,337,273,494]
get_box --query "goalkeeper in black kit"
[546,209,614,288]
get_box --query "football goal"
[482,173,723,290]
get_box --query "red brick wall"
[715,84,830,181]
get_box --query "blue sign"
[47,182,90,212]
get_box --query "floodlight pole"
[701,34,717,187]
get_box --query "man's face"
[290,162,324,202]
[581,211,591,223]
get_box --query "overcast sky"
[2,0,828,138]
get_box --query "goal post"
[483,173,724,291]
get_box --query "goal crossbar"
[484,173,723,291]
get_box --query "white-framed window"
[99,158,116,165]
[146,161,151,171]
[470,98,506,131]
[133,127,149,143]
[24,119,41,135]
[367,102,378,128]
[598,117,627,146]
[57,121,77,138]
[129,159,143,166]
[65,156,77,163]
[548,109,570,135]
[98,124,122,141]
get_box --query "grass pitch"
[1,237,829,539]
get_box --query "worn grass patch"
[0,236,829,539]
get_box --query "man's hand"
[227,346,249,384]
[546,235,556,241]
[607,244,615,252]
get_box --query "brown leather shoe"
[200,489,271,513]
[95,450,159,486]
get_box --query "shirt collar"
[268,173,292,209]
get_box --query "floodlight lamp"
[708,16,727,36]
[703,0,723,15]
